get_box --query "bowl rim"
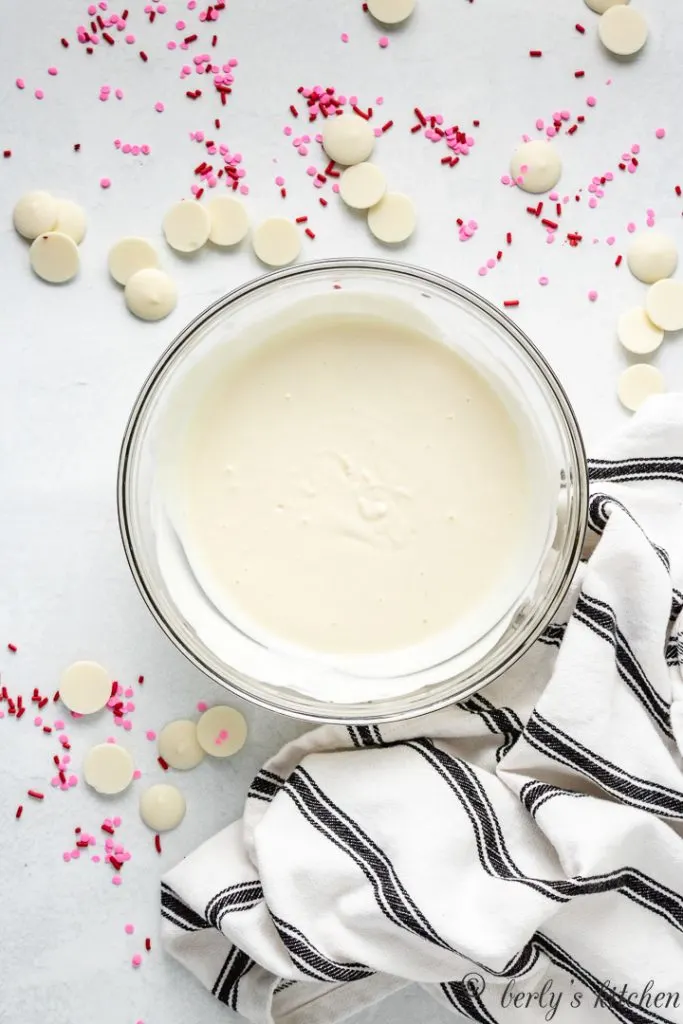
[117,256,588,724]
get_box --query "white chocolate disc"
[125,268,178,321]
[598,5,647,56]
[139,783,186,831]
[626,232,678,285]
[645,279,683,332]
[59,660,112,714]
[163,200,211,253]
[108,237,159,285]
[510,140,562,194]
[13,190,58,240]
[207,196,249,246]
[585,0,629,13]
[367,0,416,24]
[84,743,135,795]
[158,719,205,771]
[196,706,248,758]
[339,163,387,210]
[54,199,87,245]
[367,192,416,244]
[617,364,665,412]
[251,218,301,267]
[29,231,79,284]
[322,115,375,166]
[617,308,664,355]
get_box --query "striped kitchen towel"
[162,394,683,1024]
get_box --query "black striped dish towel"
[162,395,683,1024]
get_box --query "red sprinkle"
[567,125,578,136]
[184,33,197,43]
[575,23,585,33]
[38,698,48,710]
[506,232,512,244]
[529,50,542,58]
[158,756,169,771]
[319,197,328,207]
[42,726,52,734]
[53,690,60,702]
[211,34,217,46]
[541,219,558,230]
[154,834,162,854]
[102,823,115,835]
[7,643,17,653]
[676,185,682,197]
[381,120,393,133]
[103,32,115,45]
[414,107,426,126]
[16,805,23,819]
[214,119,221,129]
[574,70,585,78]
[496,251,503,261]
[110,856,123,871]
[73,144,81,152]
[27,790,44,801]
[280,187,287,198]
[145,938,152,952]
[615,254,623,267]
[503,300,520,308]
[61,37,69,47]
[295,216,308,224]
[441,155,452,165]
[410,124,422,134]
[290,105,299,118]
[139,51,148,62]
[305,228,315,239]
[76,839,90,848]
[3,150,12,158]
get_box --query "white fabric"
[162,395,683,1024]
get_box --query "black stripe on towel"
[160,881,209,931]
[206,881,264,928]
[588,456,683,483]
[272,914,374,983]
[461,694,524,762]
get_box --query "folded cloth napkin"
[162,395,683,1024]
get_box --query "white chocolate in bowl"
[151,293,559,704]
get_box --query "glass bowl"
[118,258,587,724]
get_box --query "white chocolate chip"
[207,196,249,246]
[367,192,416,244]
[617,364,665,412]
[626,232,678,285]
[125,268,178,321]
[339,163,387,210]
[645,279,683,332]
[163,199,211,253]
[251,217,302,267]
[367,0,416,24]
[108,237,159,285]
[617,308,664,355]
[83,743,135,795]
[598,5,648,56]
[510,140,562,194]
[158,720,205,771]
[584,0,629,13]
[321,114,375,166]
[59,660,112,714]
[54,199,87,245]
[196,706,248,758]
[29,231,79,284]
[13,190,58,240]
[139,783,186,831]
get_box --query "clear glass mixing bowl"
[118,258,587,723]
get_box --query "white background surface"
[1,1,682,1022]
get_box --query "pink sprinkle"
[125,33,135,43]
[378,35,389,47]
[113,816,122,826]
[176,18,186,28]
[341,32,349,42]
[546,234,555,245]
[125,924,135,934]
[477,267,487,277]
[48,67,59,76]
[63,851,72,862]
[197,700,209,711]
[538,276,549,286]
[131,145,140,156]
[34,716,42,727]
[606,236,616,245]
[35,89,44,100]
[133,769,142,780]
[141,144,151,155]
[16,78,25,89]
[122,143,131,153]
[68,775,78,787]
[298,145,308,156]
[167,41,177,50]
[588,197,598,209]
[100,177,111,189]
[586,96,597,108]
[92,855,100,863]
[112,875,123,886]
[132,954,143,968]
[54,719,65,730]
[588,290,598,302]
[546,126,556,138]
[486,258,496,269]
[332,183,340,194]
[500,174,511,186]
[655,128,666,140]
[627,222,636,233]
[145,730,157,741]
[154,101,165,112]
[88,3,97,12]
[535,119,544,131]
[306,165,317,177]
[283,126,293,137]
[123,720,132,732]
[631,143,640,155]
[373,127,382,138]
[376,96,384,105]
